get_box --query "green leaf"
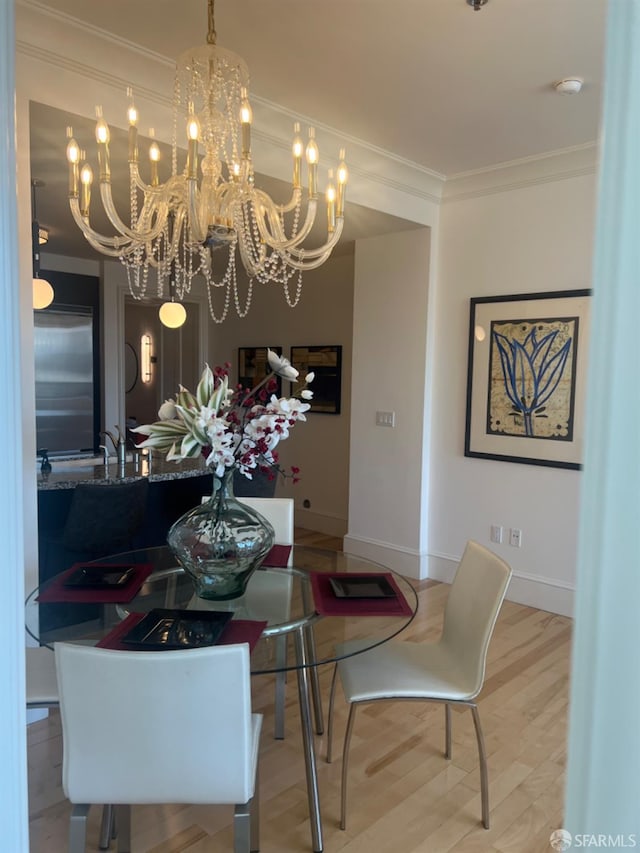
[196,364,215,407]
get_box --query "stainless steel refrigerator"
[34,307,97,456]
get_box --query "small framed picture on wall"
[238,346,283,396]
[290,345,342,414]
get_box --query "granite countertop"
[37,453,210,491]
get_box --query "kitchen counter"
[37,453,213,584]
[37,453,209,490]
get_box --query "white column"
[565,0,640,839]
[0,0,29,848]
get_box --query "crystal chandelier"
[65,0,348,325]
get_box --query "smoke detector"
[554,78,583,95]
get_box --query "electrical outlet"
[490,525,503,544]
[509,528,522,548]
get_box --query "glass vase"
[167,467,275,600]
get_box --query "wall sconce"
[141,334,153,383]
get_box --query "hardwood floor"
[27,532,571,852]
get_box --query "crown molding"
[442,142,599,202]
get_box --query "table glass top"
[25,545,418,674]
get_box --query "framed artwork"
[238,346,282,396]
[464,289,592,470]
[290,345,342,414]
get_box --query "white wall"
[208,252,355,536]
[430,173,597,615]
[345,227,433,577]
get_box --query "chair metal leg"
[98,804,114,849]
[340,703,357,831]
[305,624,324,735]
[68,803,90,853]
[274,635,287,740]
[293,627,324,852]
[445,703,452,759]
[234,800,251,853]
[250,763,260,852]
[114,805,131,853]
[470,704,490,829]
[326,664,338,764]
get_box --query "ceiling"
[27,0,608,260]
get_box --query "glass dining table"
[25,544,418,853]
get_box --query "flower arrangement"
[132,350,313,483]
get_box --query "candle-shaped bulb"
[187,114,200,141]
[148,130,160,186]
[79,163,93,216]
[66,136,80,165]
[240,88,252,158]
[291,121,303,189]
[306,128,319,165]
[326,168,336,233]
[306,128,319,197]
[336,147,348,217]
[292,122,303,158]
[186,108,200,179]
[95,105,110,144]
[66,129,80,197]
[326,170,336,203]
[337,148,348,185]
[80,163,93,186]
[240,88,253,125]
[127,87,138,126]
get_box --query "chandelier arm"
[99,182,170,244]
[275,247,335,272]
[129,162,176,199]
[252,191,318,249]
[279,218,345,262]
[271,187,303,215]
[68,198,137,256]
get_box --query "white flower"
[139,362,310,483]
[158,399,177,420]
[305,371,315,384]
[267,348,299,381]
[268,395,311,422]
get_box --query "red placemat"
[310,572,414,617]
[37,563,154,604]
[96,613,267,652]
[260,544,292,568]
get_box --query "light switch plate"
[375,411,395,427]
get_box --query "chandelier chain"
[207,0,217,45]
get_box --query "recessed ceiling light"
[554,78,583,95]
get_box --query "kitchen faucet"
[100,427,127,465]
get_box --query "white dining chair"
[26,645,116,850]
[326,540,512,831]
[55,641,262,853]
[239,497,295,740]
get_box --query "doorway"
[123,298,201,430]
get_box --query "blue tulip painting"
[488,317,579,441]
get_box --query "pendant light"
[159,258,187,328]
[32,179,54,310]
